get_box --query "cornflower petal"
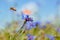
[45,34,55,40]
[25,21,33,30]
[27,34,35,40]
[57,28,60,33]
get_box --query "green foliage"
[0,22,60,40]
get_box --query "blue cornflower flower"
[26,21,41,29]
[42,25,46,29]
[25,21,36,30]
[20,12,33,30]
[21,13,33,21]
[38,25,46,29]
[34,21,42,26]
[25,21,41,30]
[34,21,45,28]
[34,21,40,26]
[27,34,36,40]
[57,28,60,33]
[21,12,27,19]
[30,22,36,28]
[25,21,32,30]
[45,34,55,40]
[25,17,33,22]
[46,21,51,24]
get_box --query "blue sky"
[0,0,59,29]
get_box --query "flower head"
[27,34,35,40]
[45,34,55,40]
[25,21,34,30]
[57,27,60,33]
[34,21,40,26]
[42,25,46,29]
[46,21,51,24]
[25,21,42,30]
[21,12,33,21]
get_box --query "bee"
[10,7,16,11]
